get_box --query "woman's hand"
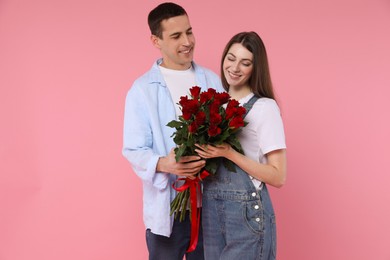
[195,143,234,159]
[196,144,287,188]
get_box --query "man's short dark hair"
[148,2,187,39]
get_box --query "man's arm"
[122,82,205,189]
[122,83,168,189]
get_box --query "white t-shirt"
[159,65,196,118]
[238,93,287,188]
[159,65,199,207]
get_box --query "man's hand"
[156,148,206,177]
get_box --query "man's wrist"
[156,156,167,173]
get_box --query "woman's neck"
[228,86,252,100]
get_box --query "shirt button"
[255,217,261,222]
[254,205,259,210]
[251,192,256,197]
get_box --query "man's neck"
[160,60,192,71]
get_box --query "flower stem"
[180,190,189,222]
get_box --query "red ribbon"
[172,170,210,252]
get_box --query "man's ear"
[151,35,161,49]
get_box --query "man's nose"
[182,34,190,46]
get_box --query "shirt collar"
[148,58,206,87]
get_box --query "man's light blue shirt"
[122,59,223,237]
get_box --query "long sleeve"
[122,82,169,190]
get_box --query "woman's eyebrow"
[227,53,252,62]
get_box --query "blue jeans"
[202,163,277,260]
[146,210,204,260]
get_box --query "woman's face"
[223,43,253,90]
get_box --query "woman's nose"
[231,62,240,72]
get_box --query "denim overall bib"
[202,96,277,260]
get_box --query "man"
[122,3,222,260]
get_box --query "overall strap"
[242,95,259,119]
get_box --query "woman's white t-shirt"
[238,93,286,188]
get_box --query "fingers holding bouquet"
[157,148,205,178]
[195,143,233,159]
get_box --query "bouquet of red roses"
[167,86,247,221]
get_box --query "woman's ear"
[150,35,161,49]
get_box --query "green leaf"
[204,158,220,175]
[167,120,183,129]
[228,137,245,154]
[223,158,237,172]
[175,145,187,162]
[198,134,206,145]
[173,132,185,145]
[186,135,195,148]
[219,129,231,142]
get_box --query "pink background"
[1,0,390,259]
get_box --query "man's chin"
[179,54,193,61]
[178,58,193,68]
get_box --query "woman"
[195,32,287,259]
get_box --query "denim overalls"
[202,96,277,260]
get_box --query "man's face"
[152,15,195,70]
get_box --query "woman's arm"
[195,144,287,188]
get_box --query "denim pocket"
[271,215,277,258]
[242,200,264,234]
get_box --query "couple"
[122,2,287,260]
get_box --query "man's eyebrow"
[169,27,192,38]
[169,32,182,37]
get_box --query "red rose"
[227,99,239,109]
[209,111,222,125]
[180,96,200,120]
[179,96,188,102]
[207,88,216,95]
[185,100,200,113]
[195,111,206,125]
[179,96,189,106]
[182,112,191,120]
[214,92,230,104]
[179,97,199,111]
[190,86,201,99]
[209,101,220,115]
[208,124,221,137]
[225,106,237,120]
[200,92,212,104]
[226,99,243,119]
[200,88,217,104]
[188,121,198,133]
[236,106,246,116]
[229,116,245,129]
